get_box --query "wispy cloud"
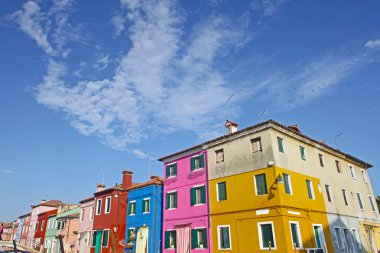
[365,39,380,49]
[1,169,14,174]
[250,0,288,17]
[94,54,111,70]
[132,149,149,159]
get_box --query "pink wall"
[78,199,94,253]
[56,218,79,253]
[163,150,211,253]
[27,206,57,244]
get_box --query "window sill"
[129,214,136,216]
[166,176,177,179]
[143,212,150,214]
[193,203,206,206]
[191,167,204,172]
[166,208,177,211]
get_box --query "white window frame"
[306,180,315,200]
[318,153,324,167]
[143,198,150,214]
[368,195,377,212]
[289,221,303,249]
[254,173,267,196]
[166,229,176,249]
[80,209,84,221]
[299,146,306,160]
[105,196,111,214]
[166,162,177,178]
[166,190,177,210]
[349,165,356,179]
[334,226,345,249]
[96,199,102,215]
[313,224,325,250]
[86,231,91,246]
[193,226,207,249]
[129,201,136,215]
[361,169,368,183]
[342,189,349,206]
[356,192,364,210]
[192,155,204,171]
[193,184,206,206]
[277,137,285,153]
[102,229,110,248]
[217,225,232,250]
[216,182,227,202]
[258,221,277,250]
[351,228,362,249]
[283,173,293,195]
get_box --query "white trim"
[96,198,102,215]
[368,195,377,212]
[349,164,356,179]
[288,211,300,215]
[129,200,136,216]
[166,190,177,194]
[256,209,269,215]
[299,145,307,161]
[277,136,285,153]
[102,229,110,248]
[356,192,364,210]
[289,221,303,249]
[192,185,206,205]
[254,173,267,196]
[90,206,94,220]
[361,169,368,183]
[258,221,277,250]
[166,191,177,210]
[351,228,362,249]
[342,189,349,206]
[306,180,315,200]
[313,224,325,250]
[105,196,111,214]
[217,225,232,250]
[166,163,177,178]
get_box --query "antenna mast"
[334,132,343,149]
[227,94,234,121]
[261,109,266,122]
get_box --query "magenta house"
[159,149,211,253]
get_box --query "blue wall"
[125,184,163,253]
[16,217,24,241]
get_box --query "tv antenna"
[227,94,234,121]
[101,165,105,184]
[334,132,343,149]
[261,109,266,122]
[148,153,152,178]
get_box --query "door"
[313,225,326,251]
[135,227,149,253]
[95,230,102,253]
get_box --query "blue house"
[125,176,163,253]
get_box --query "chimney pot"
[225,120,238,134]
[122,170,133,189]
[96,184,106,192]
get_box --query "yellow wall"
[209,166,334,252]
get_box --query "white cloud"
[111,13,126,36]
[365,39,380,49]
[94,54,111,70]
[1,169,14,174]
[132,149,149,159]
[250,0,288,17]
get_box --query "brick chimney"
[96,183,106,192]
[225,120,238,134]
[122,170,133,189]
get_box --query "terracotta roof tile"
[31,200,64,209]
[127,176,163,191]
[79,196,95,204]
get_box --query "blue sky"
[0,0,379,221]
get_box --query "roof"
[94,182,140,196]
[158,119,373,168]
[18,213,31,219]
[57,213,80,220]
[127,176,163,191]
[79,196,95,204]
[31,200,64,209]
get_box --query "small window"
[318,154,324,167]
[251,137,262,153]
[96,199,102,215]
[191,228,208,249]
[191,154,205,171]
[351,228,362,249]
[165,163,177,178]
[283,174,292,195]
[92,231,98,247]
[334,227,344,249]
[325,185,332,202]
[90,206,94,220]
[258,222,276,249]
[166,192,178,209]
[368,195,376,212]
[306,180,315,199]
[191,186,206,206]
[342,189,349,206]
[356,193,364,210]
[289,221,302,249]
[165,230,176,249]
[102,230,109,247]
[254,174,268,195]
[128,201,136,215]
[41,221,45,231]
[215,149,224,163]
[335,160,342,173]
[127,228,135,243]
[35,222,39,231]
[277,137,284,153]
[349,165,356,179]
[361,169,367,182]
[143,198,150,213]
[299,146,306,160]
[80,209,84,221]
[105,196,111,214]
[217,182,227,201]
[218,225,231,250]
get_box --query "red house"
[91,171,134,253]
[34,209,57,250]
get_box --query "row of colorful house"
[2,119,380,253]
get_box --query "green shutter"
[174,192,178,208]
[165,193,169,209]
[165,231,170,248]
[261,224,274,248]
[277,137,284,153]
[143,200,146,212]
[222,227,230,248]
[191,229,198,249]
[202,229,208,248]
[190,188,195,206]
[174,163,177,175]
[166,166,170,177]
[201,186,206,204]
[128,203,131,215]
[190,157,195,171]
[200,154,205,168]
[256,174,267,195]
[218,182,227,201]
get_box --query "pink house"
[159,150,211,253]
[55,204,81,253]
[78,197,95,253]
[26,200,63,249]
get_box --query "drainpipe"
[202,148,211,253]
